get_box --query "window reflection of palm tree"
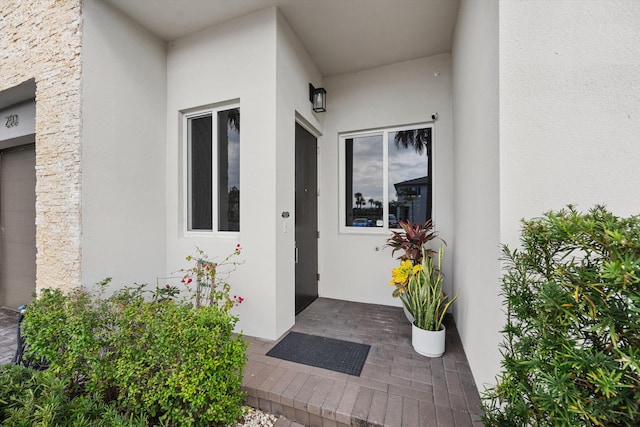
[394,128,430,154]
[354,192,365,208]
[227,108,240,132]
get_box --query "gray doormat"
[266,331,370,376]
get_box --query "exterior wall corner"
[1,0,84,292]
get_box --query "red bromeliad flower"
[385,219,441,264]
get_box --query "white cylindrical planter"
[411,323,446,357]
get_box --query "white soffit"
[102,0,459,77]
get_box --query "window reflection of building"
[393,176,429,224]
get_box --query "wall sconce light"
[309,83,326,113]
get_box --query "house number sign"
[5,114,19,128]
[0,101,34,140]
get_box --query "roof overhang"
[102,0,459,77]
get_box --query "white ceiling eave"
[102,0,459,77]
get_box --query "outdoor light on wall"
[309,83,326,113]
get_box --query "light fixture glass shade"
[309,84,326,112]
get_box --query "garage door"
[0,144,36,309]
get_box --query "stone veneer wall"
[0,0,83,291]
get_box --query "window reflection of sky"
[351,132,427,206]
[227,124,240,189]
[352,134,383,204]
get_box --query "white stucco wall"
[274,11,323,335]
[166,8,280,339]
[319,55,454,306]
[81,0,167,288]
[451,0,501,390]
[499,0,640,249]
[453,0,640,392]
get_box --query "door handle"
[295,246,299,264]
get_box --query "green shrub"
[21,286,112,395]
[0,364,147,426]
[108,298,247,426]
[21,284,248,426]
[482,205,640,426]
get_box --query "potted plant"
[386,219,441,322]
[386,219,438,264]
[403,245,457,357]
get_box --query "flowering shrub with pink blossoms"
[178,244,245,311]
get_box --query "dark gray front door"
[295,123,318,314]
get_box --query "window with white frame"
[340,124,432,232]
[186,105,240,232]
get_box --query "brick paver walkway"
[243,298,484,426]
[0,308,19,365]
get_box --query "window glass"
[345,134,383,227]
[190,115,212,230]
[389,127,431,227]
[218,108,240,231]
[187,106,240,232]
[341,125,432,231]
